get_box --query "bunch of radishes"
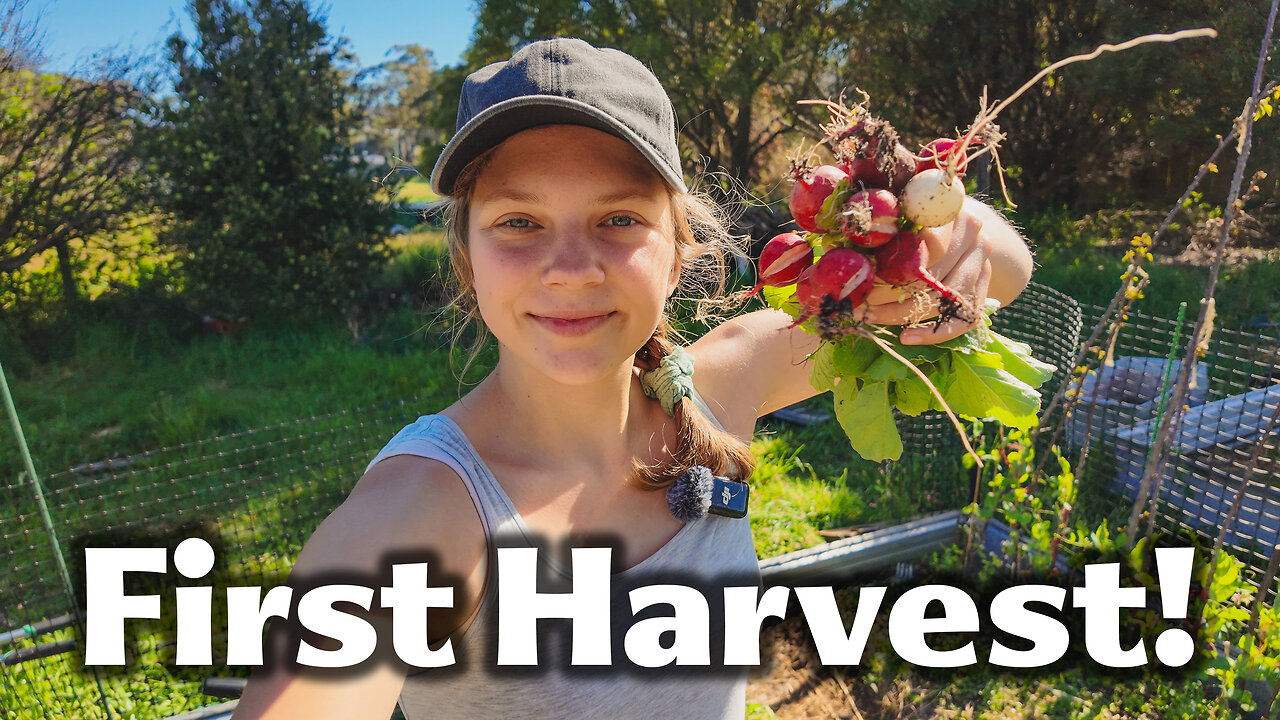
[752,103,989,337]
[750,31,1216,462]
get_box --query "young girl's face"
[467,125,679,386]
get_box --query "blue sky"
[31,0,478,72]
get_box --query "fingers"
[921,222,960,282]
[927,212,984,282]
[852,203,996,344]
[863,211,984,306]
[861,290,938,326]
[899,259,993,345]
[936,222,992,298]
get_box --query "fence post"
[1,357,116,720]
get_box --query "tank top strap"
[363,415,525,542]
[689,385,725,432]
[363,384,728,545]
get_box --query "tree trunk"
[55,241,78,306]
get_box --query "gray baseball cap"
[430,37,687,196]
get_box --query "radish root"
[953,28,1219,199]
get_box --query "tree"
[452,0,1277,215]
[442,0,863,196]
[0,0,149,310]
[357,44,441,167]
[149,0,385,320]
[843,0,1271,211]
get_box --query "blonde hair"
[438,148,756,487]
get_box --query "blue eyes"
[499,215,639,229]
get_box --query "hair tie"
[666,465,750,522]
[640,345,695,416]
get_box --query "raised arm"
[689,199,1033,431]
[232,457,487,720]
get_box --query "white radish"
[901,168,965,227]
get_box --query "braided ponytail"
[633,319,756,488]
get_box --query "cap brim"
[430,95,687,196]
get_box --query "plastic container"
[1065,356,1209,448]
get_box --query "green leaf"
[809,342,837,393]
[863,353,915,382]
[942,352,1042,429]
[1211,556,1242,603]
[833,337,881,377]
[815,177,851,230]
[834,380,903,461]
[988,331,1057,389]
[893,373,934,415]
[762,282,800,318]
[877,329,948,363]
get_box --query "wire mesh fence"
[1061,302,1280,587]
[2,398,433,719]
[1,282,1276,718]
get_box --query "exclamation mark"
[1153,547,1196,666]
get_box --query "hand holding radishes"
[752,30,1217,463]
[862,208,996,343]
[756,96,1051,464]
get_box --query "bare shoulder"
[688,308,824,435]
[232,455,486,720]
[290,454,487,586]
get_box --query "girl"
[234,37,1033,719]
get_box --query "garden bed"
[745,512,1276,720]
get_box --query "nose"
[541,229,605,288]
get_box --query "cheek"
[467,243,522,321]
[470,237,536,282]
[618,234,678,295]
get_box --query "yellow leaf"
[1207,163,1218,173]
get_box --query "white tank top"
[363,392,759,719]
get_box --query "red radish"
[840,189,900,248]
[789,165,848,233]
[917,138,969,175]
[842,144,916,190]
[811,248,875,307]
[794,265,817,313]
[888,144,919,188]
[902,168,965,227]
[873,231,970,311]
[747,232,813,297]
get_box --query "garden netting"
[1,282,1276,719]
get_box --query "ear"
[667,257,681,298]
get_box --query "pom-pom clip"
[665,466,749,522]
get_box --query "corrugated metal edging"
[758,510,1071,586]
[163,701,237,720]
[757,512,1273,719]
[758,510,965,585]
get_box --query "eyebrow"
[480,187,661,206]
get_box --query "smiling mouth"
[528,312,616,336]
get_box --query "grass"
[2,230,461,476]
[2,307,458,478]
[1033,248,1280,329]
[392,177,439,205]
[749,411,972,558]
[4,206,1278,718]
[1022,205,1280,329]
